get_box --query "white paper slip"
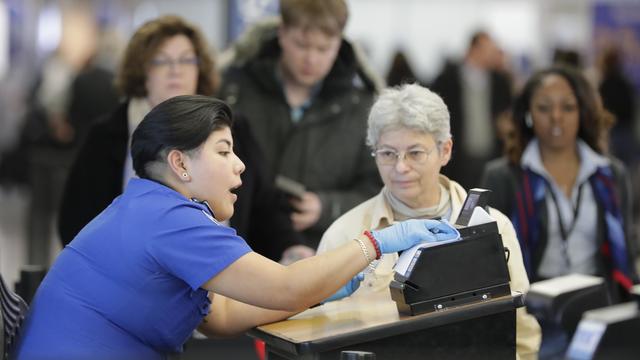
[467,206,495,226]
[393,237,461,277]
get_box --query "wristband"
[354,238,373,263]
[363,230,382,259]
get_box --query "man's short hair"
[469,30,490,50]
[280,0,348,36]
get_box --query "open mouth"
[229,182,242,195]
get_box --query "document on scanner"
[393,237,460,277]
[393,208,494,277]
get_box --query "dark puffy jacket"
[219,20,383,247]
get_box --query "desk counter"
[250,291,523,359]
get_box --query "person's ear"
[166,149,190,181]
[440,138,453,166]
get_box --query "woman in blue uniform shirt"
[14,95,458,359]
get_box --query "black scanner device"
[389,189,512,315]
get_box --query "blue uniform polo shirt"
[14,178,252,359]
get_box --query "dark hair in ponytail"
[132,95,233,179]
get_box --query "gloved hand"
[322,272,365,303]
[370,219,459,254]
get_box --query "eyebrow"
[156,49,196,57]
[533,98,577,104]
[216,139,232,147]
[378,143,428,150]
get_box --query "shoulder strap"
[511,167,546,278]
[590,167,636,290]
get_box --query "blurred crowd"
[0,1,639,357]
[0,0,638,281]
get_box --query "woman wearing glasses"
[316,83,541,359]
[58,15,209,246]
[58,15,312,263]
[15,95,459,359]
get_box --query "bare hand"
[289,191,322,231]
[48,114,75,144]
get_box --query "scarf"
[383,184,451,221]
[512,166,634,291]
[123,98,152,188]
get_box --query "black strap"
[546,182,584,242]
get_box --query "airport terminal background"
[1,0,640,358]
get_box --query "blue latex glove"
[322,272,365,303]
[370,219,459,254]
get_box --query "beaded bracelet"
[354,238,373,263]
[363,230,382,259]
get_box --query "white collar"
[461,62,488,88]
[521,139,610,184]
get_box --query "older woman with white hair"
[317,83,541,359]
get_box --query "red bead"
[363,230,381,259]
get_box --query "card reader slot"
[403,279,420,291]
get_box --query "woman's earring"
[182,173,188,178]
[525,112,533,128]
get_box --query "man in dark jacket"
[431,31,512,190]
[219,0,383,247]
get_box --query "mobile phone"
[275,175,306,199]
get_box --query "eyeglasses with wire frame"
[149,56,200,69]
[371,146,437,166]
